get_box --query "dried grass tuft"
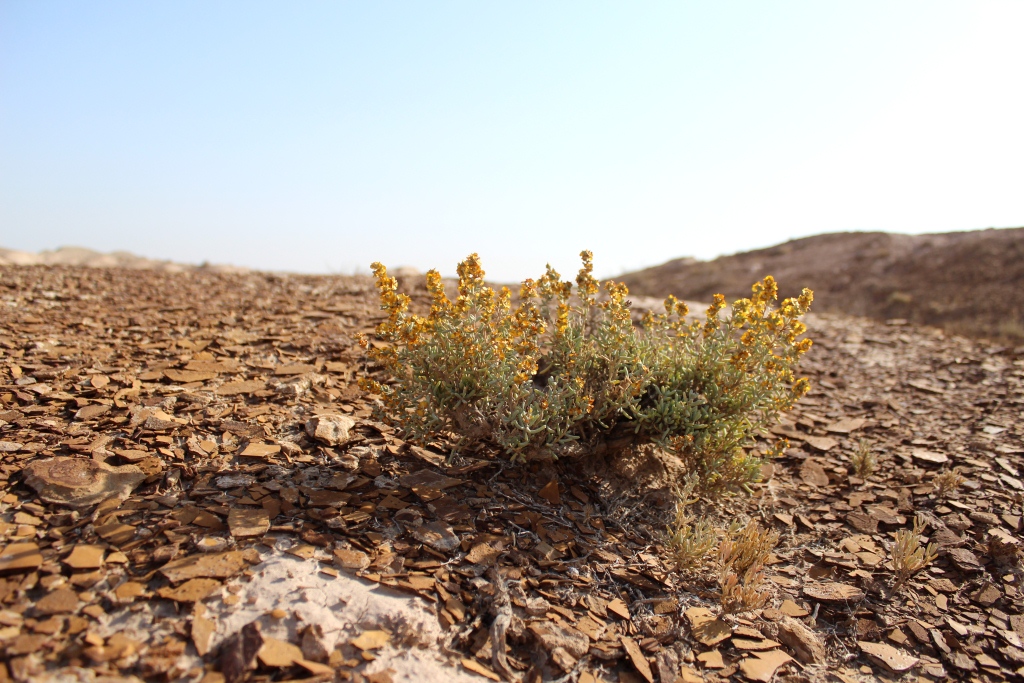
[892,515,938,589]
[717,520,779,613]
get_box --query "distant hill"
[618,228,1024,343]
[0,246,247,274]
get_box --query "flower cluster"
[360,252,813,491]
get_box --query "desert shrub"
[360,251,812,492]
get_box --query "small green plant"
[360,252,813,492]
[666,475,717,570]
[932,467,964,497]
[849,439,877,479]
[891,516,938,589]
[717,520,779,612]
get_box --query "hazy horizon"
[3,2,1022,281]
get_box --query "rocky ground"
[1,264,1023,683]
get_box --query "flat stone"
[351,630,390,651]
[803,436,838,452]
[803,581,865,603]
[408,521,459,553]
[620,636,653,683]
[23,457,146,509]
[697,650,725,669]
[164,369,217,383]
[228,507,270,538]
[0,543,43,574]
[258,636,304,668]
[777,616,825,663]
[529,621,589,659]
[800,460,830,487]
[160,551,249,583]
[215,380,266,396]
[73,404,110,421]
[947,547,984,572]
[63,545,105,570]
[912,449,949,466]
[95,523,136,546]
[305,414,356,446]
[333,548,370,572]
[826,418,867,434]
[35,588,80,615]
[397,469,463,491]
[738,650,793,682]
[157,578,222,603]
[859,641,919,672]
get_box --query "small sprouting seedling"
[717,520,779,612]
[849,439,876,479]
[892,515,938,589]
[666,475,717,571]
[932,467,964,497]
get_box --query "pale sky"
[2,2,1022,282]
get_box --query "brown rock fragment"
[228,507,270,538]
[408,521,459,553]
[215,380,266,396]
[63,544,105,570]
[803,436,837,453]
[738,650,793,681]
[238,442,281,458]
[620,636,654,683]
[803,581,865,603]
[528,621,589,659]
[859,641,919,672]
[157,578,222,602]
[777,616,826,663]
[0,542,43,574]
[258,636,304,667]
[301,624,330,662]
[160,551,249,583]
[221,621,263,683]
[23,457,145,508]
[305,414,356,446]
[333,548,370,572]
[35,588,80,615]
[799,460,830,486]
[192,603,216,656]
[538,480,560,505]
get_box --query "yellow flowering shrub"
[360,251,813,491]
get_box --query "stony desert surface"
[1,261,1023,683]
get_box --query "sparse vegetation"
[849,439,877,479]
[891,516,938,589]
[717,520,779,612]
[361,251,813,492]
[932,467,964,497]
[665,475,717,570]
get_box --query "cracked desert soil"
[0,264,1023,683]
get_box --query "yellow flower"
[576,250,600,303]
[556,302,570,336]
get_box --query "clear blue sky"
[2,2,1022,282]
